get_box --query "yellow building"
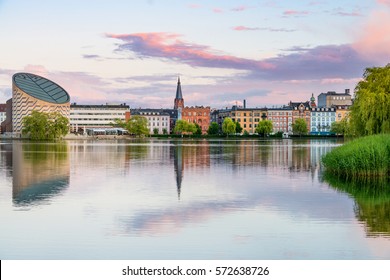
[335,105,351,121]
[11,73,70,134]
[230,107,268,134]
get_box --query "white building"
[131,109,170,134]
[70,103,130,133]
[310,107,336,135]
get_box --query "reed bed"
[322,134,390,178]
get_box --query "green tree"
[350,65,390,136]
[22,110,69,140]
[174,119,196,135]
[255,119,273,137]
[162,128,168,135]
[207,122,220,135]
[127,115,149,137]
[222,117,236,136]
[292,118,308,136]
[194,123,202,135]
[330,118,349,136]
[234,121,243,134]
[153,128,159,135]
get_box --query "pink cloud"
[352,10,390,63]
[18,65,112,103]
[23,65,49,77]
[188,4,201,9]
[106,32,275,71]
[213,8,223,13]
[233,26,295,32]
[232,26,259,31]
[283,10,309,16]
[377,0,390,6]
[106,32,372,86]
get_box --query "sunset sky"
[1,0,389,109]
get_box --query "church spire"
[175,76,183,99]
[174,76,184,109]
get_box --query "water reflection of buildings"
[209,140,313,172]
[12,142,70,206]
[173,142,210,199]
[0,142,13,177]
[172,139,340,198]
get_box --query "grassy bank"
[322,134,390,178]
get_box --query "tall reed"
[322,134,390,178]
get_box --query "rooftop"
[13,73,70,104]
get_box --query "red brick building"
[174,77,210,134]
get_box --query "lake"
[1,138,389,259]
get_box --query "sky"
[0,0,389,109]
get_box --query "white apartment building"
[310,107,336,134]
[131,109,170,134]
[70,103,130,133]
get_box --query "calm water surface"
[1,138,390,259]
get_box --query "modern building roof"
[71,103,129,109]
[319,90,351,96]
[13,73,70,104]
[131,108,170,116]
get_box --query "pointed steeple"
[175,76,183,99]
[174,76,184,109]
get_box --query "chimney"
[243,99,246,109]
[345,89,350,94]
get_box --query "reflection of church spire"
[173,145,183,200]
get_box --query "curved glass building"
[12,73,70,133]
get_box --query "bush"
[322,134,390,178]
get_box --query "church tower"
[310,93,317,108]
[174,77,184,110]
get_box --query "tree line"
[21,65,389,140]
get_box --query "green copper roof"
[13,73,70,104]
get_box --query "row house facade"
[230,107,268,134]
[131,109,171,134]
[310,107,336,134]
[289,101,312,133]
[181,106,210,134]
[267,107,293,133]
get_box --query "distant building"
[11,73,70,135]
[289,101,313,132]
[310,107,336,135]
[131,108,170,134]
[211,103,267,134]
[267,106,293,133]
[1,99,13,133]
[173,77,210,134]
[0,103,6,133]
[334,105,351,122]
[317,89,352,107]
[70,103,130,134]
[230,105,268,134]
